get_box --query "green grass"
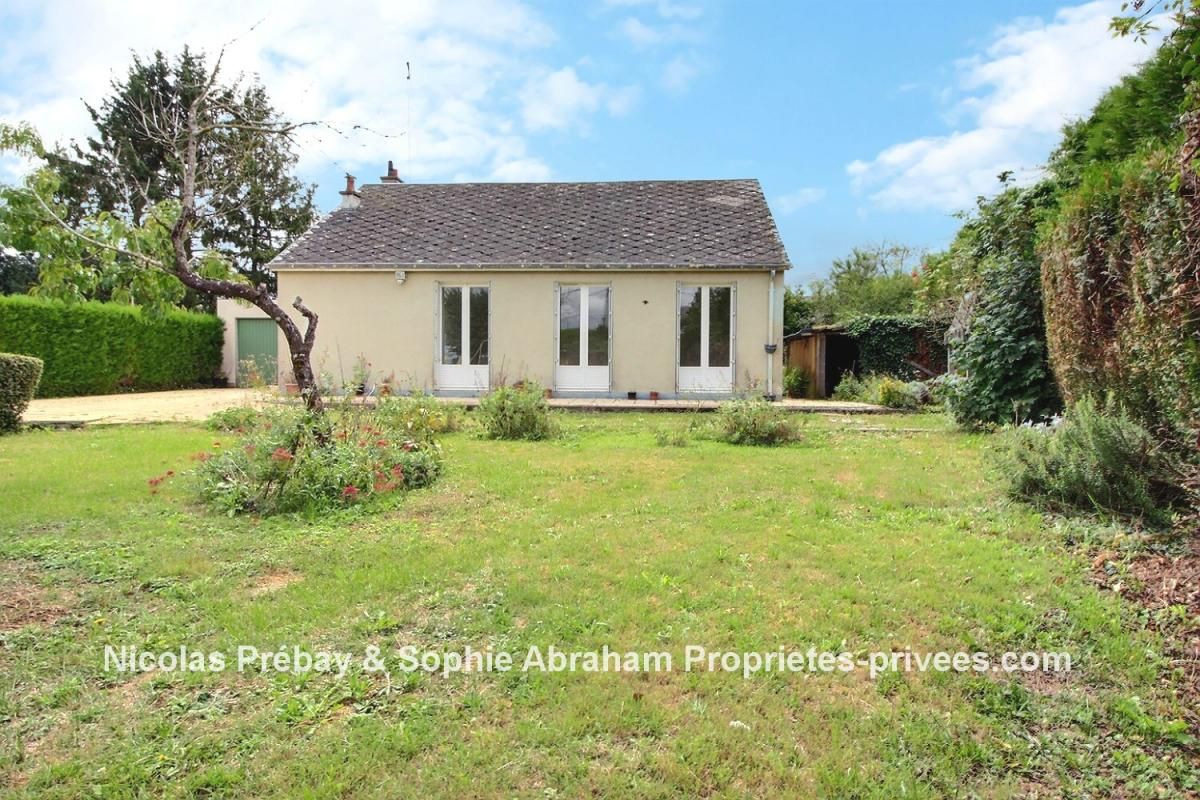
[0,414,1195,798]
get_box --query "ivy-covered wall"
[844,314,948,379]
[0,295,223,397]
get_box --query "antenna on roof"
[406,61,412,178]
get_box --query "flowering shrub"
[194,407,441,516]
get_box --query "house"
[250,166,791,398]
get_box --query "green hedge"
[844,314,948,379]
[0,296,222,397]
[0,353,43,432]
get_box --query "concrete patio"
[22,388,888,426]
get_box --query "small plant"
[782,366,810,399]
[0,352,43,433]
[205,406,263,432]
[351,355,372,396]
[831,372,867,402]
[713,398,802,446]
[993,395,1181,525]
[833,372,924,409]
[476,382,557,440]
[654,427,690,447]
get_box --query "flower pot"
[649,391,660,401]
[283,382,300,395]
[544,388,553,399]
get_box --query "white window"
[555,285,611,392]
[436,285,489,391]
[677,284,734,393]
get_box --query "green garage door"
[236,319,278,386]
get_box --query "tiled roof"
[272,179,791,269]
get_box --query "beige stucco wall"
[274,268,786,397]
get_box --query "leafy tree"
[807,243,919,324]
[44,49,314,291]
[782,285,813,333]
[0,50,327,414]
[0,247,38,295]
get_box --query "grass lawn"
[0,413,1195,797]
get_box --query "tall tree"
[47,48,314,290]
[807,243,920,323]
[0,51,326,414]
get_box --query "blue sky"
[0,0,1165,284]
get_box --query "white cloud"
[604,0,703,20]
[775,187,826,214]
[847,1,1168,212]
[519,66,638,131]
[661,54,701,92]
[0,0,642,189]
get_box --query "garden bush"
[832,373,925,409]
[993,396,1182,525]
[0,295,221,396]
[374,393,465,441]
[194,407,442,516]
[476,382,557,440]
[0,352,43,432]
[205,405,263,432]
[782,366,809,398]
[713,398,802,445]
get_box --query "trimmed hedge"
[0,295,222,397]
[844,314,948,379]
[0,353,43,432]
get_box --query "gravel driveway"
[23,388,263,425]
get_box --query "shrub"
[875,376,919,410]
[713,398,802,445]
[0,353,43,433]
[476,382,557,440]
[0,295,222,396]
[832,373,924,409]
[782,366,809,399]
[993,396,1181,525]
[194,407,442,516]
[205,405,263,432]
[374,393,464,442]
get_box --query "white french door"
[555,285,611,392]
[677,284,734,393]
[435,284,489,391]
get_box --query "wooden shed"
[783,325,859,399]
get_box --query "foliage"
[374,393,465,441]
[1040,148,1198,467]
[653,427,690,447]
[0,247,38,295]
[1049,31,1191,186]
[477,382,557,440]
[807,243,920,324]
[194,407,442,516]
[832,372,926,409]
[927,183,1063,428]
[205,405,264,432]
[0,294,221,396]
[844,314,948,379]
[0,352,43,432]
[44,49,315,291]
[782,285,814,334]
[994,396,1182,525]
[782,365,809,398]
[712,398,802,445]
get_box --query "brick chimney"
[338,174,361,209]
[380,160,402,183]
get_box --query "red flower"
[341,485,360,499]
[402,441,416,452]
[376,439,389,447]
[390,465,404,479]
[271,447,294,463]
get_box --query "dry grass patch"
[0,561,76,632]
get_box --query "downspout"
[765,269,777,400]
